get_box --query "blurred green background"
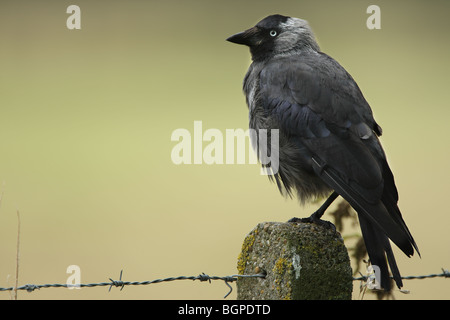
[0,0,449,300]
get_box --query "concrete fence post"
[236,221,353,300]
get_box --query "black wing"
[259,53,419,290]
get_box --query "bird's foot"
[288,213,336,232]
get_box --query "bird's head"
[226,14,320,61]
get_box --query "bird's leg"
[288,192,339,230]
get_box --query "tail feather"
[358,213,403,290]
[381,161,420,256]
[311,156,418,290]
[385,243,403,288]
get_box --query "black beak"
[226,26,259,46]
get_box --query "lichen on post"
[236,221,353,300]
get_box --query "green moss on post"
[237,221,353,300]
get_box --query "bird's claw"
[288,215,336,233]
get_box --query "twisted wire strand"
[0,271,267,298]
[353,268,449,282]
[0,268,447,298]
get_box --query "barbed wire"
[353,268,450,282]
[0,271,267,299]
[0,268,447,298]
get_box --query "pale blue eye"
[270,30,277,37]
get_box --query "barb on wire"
[109,270,125,292]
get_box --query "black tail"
[311,156,419,290]
[358,213,401,290]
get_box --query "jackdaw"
[227,14,419,291]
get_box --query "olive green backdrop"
[0,0,449,299]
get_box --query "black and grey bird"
[227,14,419,291]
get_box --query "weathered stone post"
[237,221,353,300]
